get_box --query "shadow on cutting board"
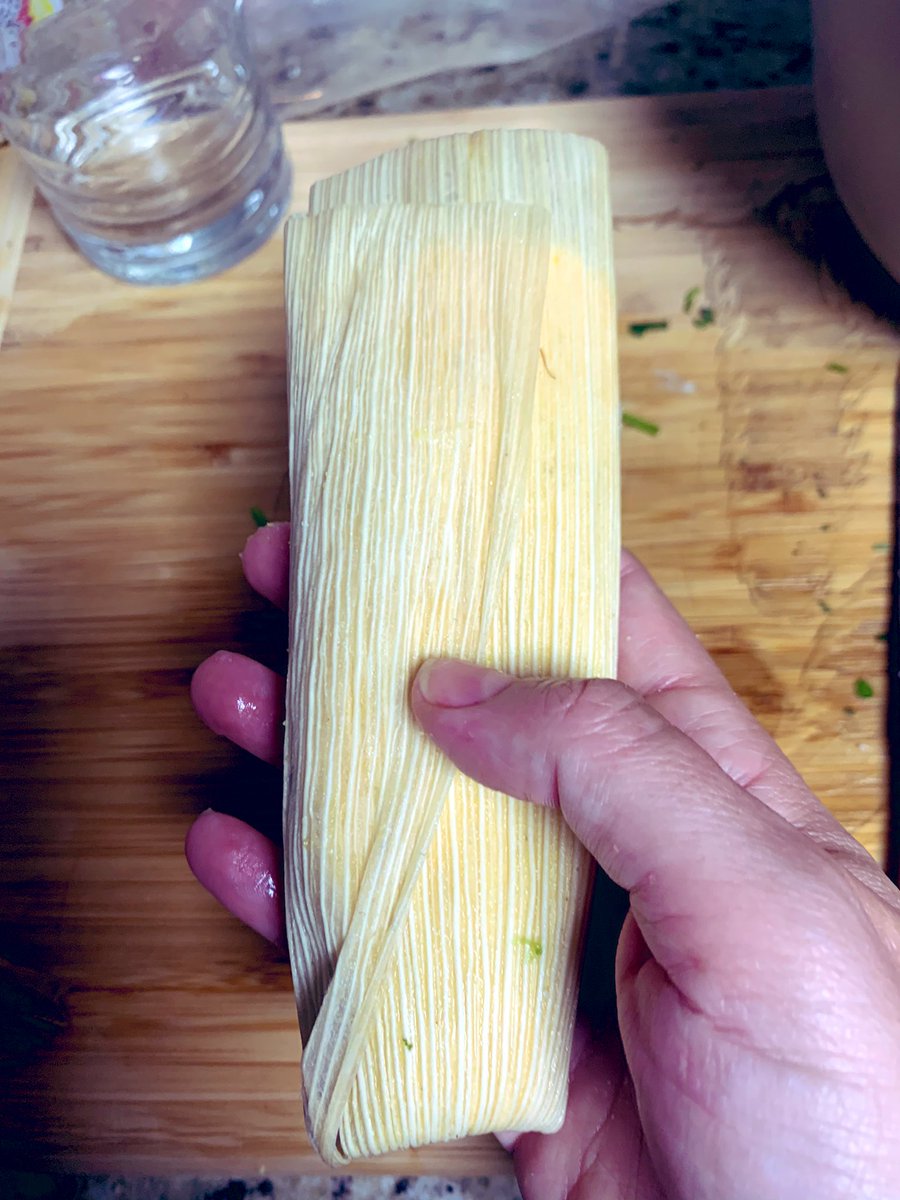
[0,641,73,1163]
[758,175,900,330]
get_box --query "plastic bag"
[2,0,658,117]
[0,0,64,74]
[247,0,657,118]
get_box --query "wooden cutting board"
[1,86,898,1175]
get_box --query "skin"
[189,525,900,1199]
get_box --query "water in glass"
[0,0,291,284]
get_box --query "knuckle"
[535,676,595,720]
[539,676,650,741]
[562,678,676,769]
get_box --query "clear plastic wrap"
[3,0,658,129]
[247,0,656,117]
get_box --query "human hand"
[188,526,900,1200]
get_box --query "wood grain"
[0,86,897,1174]
[0,147,33,349]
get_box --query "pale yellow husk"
[283,130,620,1166]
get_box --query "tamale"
[283,130,619,1165]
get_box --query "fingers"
[411,660,843,995]
[185,810,285,947]
[616,554,887,888]
[191,650,285,765]
[188,527,290,940]
[188,653,285,940]
[618,552,824,830]
[241,522,290,610]
[192,524,289,765]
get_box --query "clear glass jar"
[0,0,291,284]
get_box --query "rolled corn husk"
[283,129,619,1166]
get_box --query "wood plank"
[0,147,33,348]
[1,86,897,1173]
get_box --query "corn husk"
[284,129,619,1165]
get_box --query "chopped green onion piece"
[682,285,701,314]
[854,678,874,699]
[872,542,889,551]
[826,362,849,374]
[622,412,660,436]
[401,1036,413,1051]
[628,320,669,337]
[818,599,832,614]
[514,936,543,961]
[692,306,715,329]
[250,506,269,528]
[876,632,888,642]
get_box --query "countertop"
[311,0,812,117]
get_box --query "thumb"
[411,658,838,988]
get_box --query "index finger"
[617,551,851,844]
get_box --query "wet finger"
[241,522,290,610]
[185,809,285,946]
[191,650,284,765]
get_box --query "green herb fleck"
[854,678,874,699]
[250,506,269,528]
[515,936,543,961]
[628,320,669,337]
[622,412,660,436]
[401,1036,413,1051]
[825,361,849,374]
[818,599,832,614]
[843,705,856,716]
[820,523,832,532]
[876,632,888,643]
[692,306,715,329]
[682,286,701,314]
[872,542,890,552]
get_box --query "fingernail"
[416,658,511,708]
